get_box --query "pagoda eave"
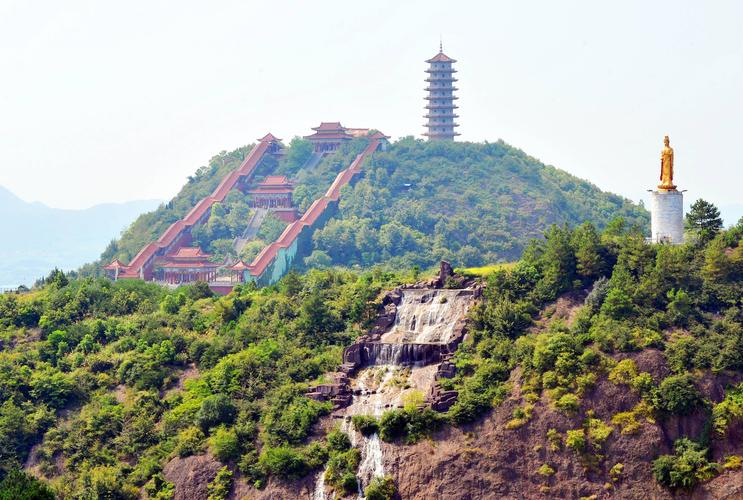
[425,68,457,74]
[424,96,459,100]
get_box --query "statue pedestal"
[650,190,684,244]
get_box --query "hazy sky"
[1,0,741,217]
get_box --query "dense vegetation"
[0,265,411,497]
[440,208,743,491]
[1,197,739,496]
[307,138,648,270]
[96,136,648,276]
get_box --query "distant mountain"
[0,185,160,288]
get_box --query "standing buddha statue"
[658,135,676,191]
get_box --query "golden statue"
[658,135,676,190]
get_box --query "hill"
[0,186,160,288]
[0,219,741,498]
[100,137,648,275]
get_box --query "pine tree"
[686,199,723,243]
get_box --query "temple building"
[156,247,219,284]
[247,175,298,222]
[424,43,459,141]
[304,122,353,153]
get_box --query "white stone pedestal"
[650,190,684,244]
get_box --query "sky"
[0,0,741,220]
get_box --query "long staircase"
[233,208,268,254]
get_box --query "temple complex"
[424,43,459,141]
[247,175,298,222]
[650,135,684,244]
[157,247,218,284]
[304,122,353,153]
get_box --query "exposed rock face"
[305,372,353,408]
[163,454,222,500]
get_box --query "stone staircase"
[233,208,268,254]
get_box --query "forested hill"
[308,138,647,269]
[99,137,648,272]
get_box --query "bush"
[555,393,580,414]
[565,429,586,452]
[207,466,232,500]
[325,448,361,495]
[196,394,237,431]
[538,463,555,476]
[652,438,719,489]
[326,428,351,453]
[352,415,379,436]
[258,446,309,480]
[175,426,206,457]
[378,408,444,444]
[654,374,702,416]
[0,470,55,500]
[209,426,240,462]
[364,475,396,500]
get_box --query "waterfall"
[313,468,328,500]
[386,289,473,344]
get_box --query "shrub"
[608,359,638,385]
[565,429,586,452]
[652,438,719,489]
[258,446,308,480]
[144,473,175,500]
[378,408,443,444]
[505,403,534,429]
[711,383,743,435]
[654,374,702,416]
[586,418,613,450]
[326,428,351,453]
[609,463,624,482]
[364,475,396,500]
[175,426,206,458]
[325,448,361,495]
[723,455,742,470]
[207,466,232,500]
[196,394,237,431]
[555,394,580,414]
[538,463,555,476]
[0,470,55,500]
[209,426,240,462]
[546,428,561,451]
[352,415,379,436]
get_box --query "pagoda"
[424,43,459,141]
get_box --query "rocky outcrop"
[163,454,222,500]
[305,372,353,408]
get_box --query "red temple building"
[247,175,298,222]
[304,122,353,153]
[424,43,459,141]
[157,247,218,284]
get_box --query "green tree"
[686,199,723,244]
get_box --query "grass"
[455,262,517,278]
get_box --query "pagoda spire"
[423,44,459,141]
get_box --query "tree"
[0,470,54,500]
[686,199,723,243]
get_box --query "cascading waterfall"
[386,289,473,344]
[314,287,475,498]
